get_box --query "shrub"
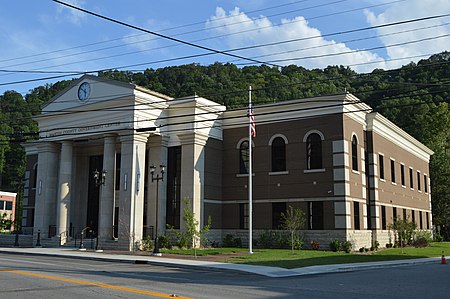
[158,234,171,249]
[372,240,380,251]
[222,234,242,248]
[342,241,352,253]
[359,247,365,252]
[310,240,320,250]
[329,240,342,252]
[413,230,433,247]
[141,236,153,252]
[256,230,290,249]
[434,234,444,242]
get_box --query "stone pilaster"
[56,141,73,244]
[34,142,60,239]
[178,132,208,244]
[117,132,149,250]
[98,134,117,241]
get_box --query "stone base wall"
[0,234,33,247]
[346,230,373,250]
[206,229,367,250]
[374,230,393,248]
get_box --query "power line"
[52,0,281,68]
[237,34,450,65]
[0,0,313,66]
[2,88,448,139]
[0,0,415,73]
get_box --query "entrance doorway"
[86,155,103,236]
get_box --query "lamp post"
[150,164,165,256]
[93,169,107,186]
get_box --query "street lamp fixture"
[93,169,107,186]
[150,164,165,256]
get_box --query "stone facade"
[21,75,433,251]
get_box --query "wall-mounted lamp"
[93,169,107,186]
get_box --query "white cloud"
[365,0,450,69]
[56,0,87,26]
[205,7,386,73]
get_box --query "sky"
[0,0,449,95]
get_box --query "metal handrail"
[58,230,68,246]
[79,226,90,249]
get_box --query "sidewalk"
[0,247,440,278]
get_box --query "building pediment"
[35,75,173,141]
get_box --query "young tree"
[389,218,417,253]
[182,197,212,257]
[281,205,306,253]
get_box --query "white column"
[178,132,208,246]
[34,142,59,239]
[56,141,73,244]
[147,135,169,237]
[118,132,149,250]
[98,134,116,240]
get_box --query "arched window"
[352,135,358,171]
[239,141,249,174]
[306,133,322,169]
[271,137,286,172]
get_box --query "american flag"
[249,106,256,138]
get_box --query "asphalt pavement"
[0,246,443,278]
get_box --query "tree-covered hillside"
[1,52,449,236]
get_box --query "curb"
[0,247,442,278]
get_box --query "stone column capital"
[178,132,208,146]
[148,134,169,148]
[37,141,60,153]
[119,131,149,144]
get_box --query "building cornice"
[366,112,433,162]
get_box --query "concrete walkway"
[0,247,441,278]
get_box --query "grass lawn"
[160,242,450,269]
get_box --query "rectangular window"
[401,164,405,186]
[240,203,249,229]
[272,202,287,229]
[381,206,387,230]
[0,200,4,210]
[166,146,182,229]
[417,172,421,191]
[426,212,430,229]
[390,159,396,183]
[393,207,397,224]
[424,175,428,193]
[5,201,13,211]
[308,201,324,230]
[115,154,121,191]
[403,208,407,221]
[353,202,360,230]
[412,210,415,225]
[379,155,385,180]
[419,211,423,229]
[409,168,414,189]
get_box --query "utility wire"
[52,0,281,68]
[0,0,417,73]
[2,94,447,145]
[2,87,448,139]
[0,0,314,65]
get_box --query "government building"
[21,75,433,250]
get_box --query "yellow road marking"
[0,267,192,298]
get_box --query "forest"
[0,52,448,237]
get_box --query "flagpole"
[248,86,253,254]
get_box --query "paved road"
[0,253,448,298]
